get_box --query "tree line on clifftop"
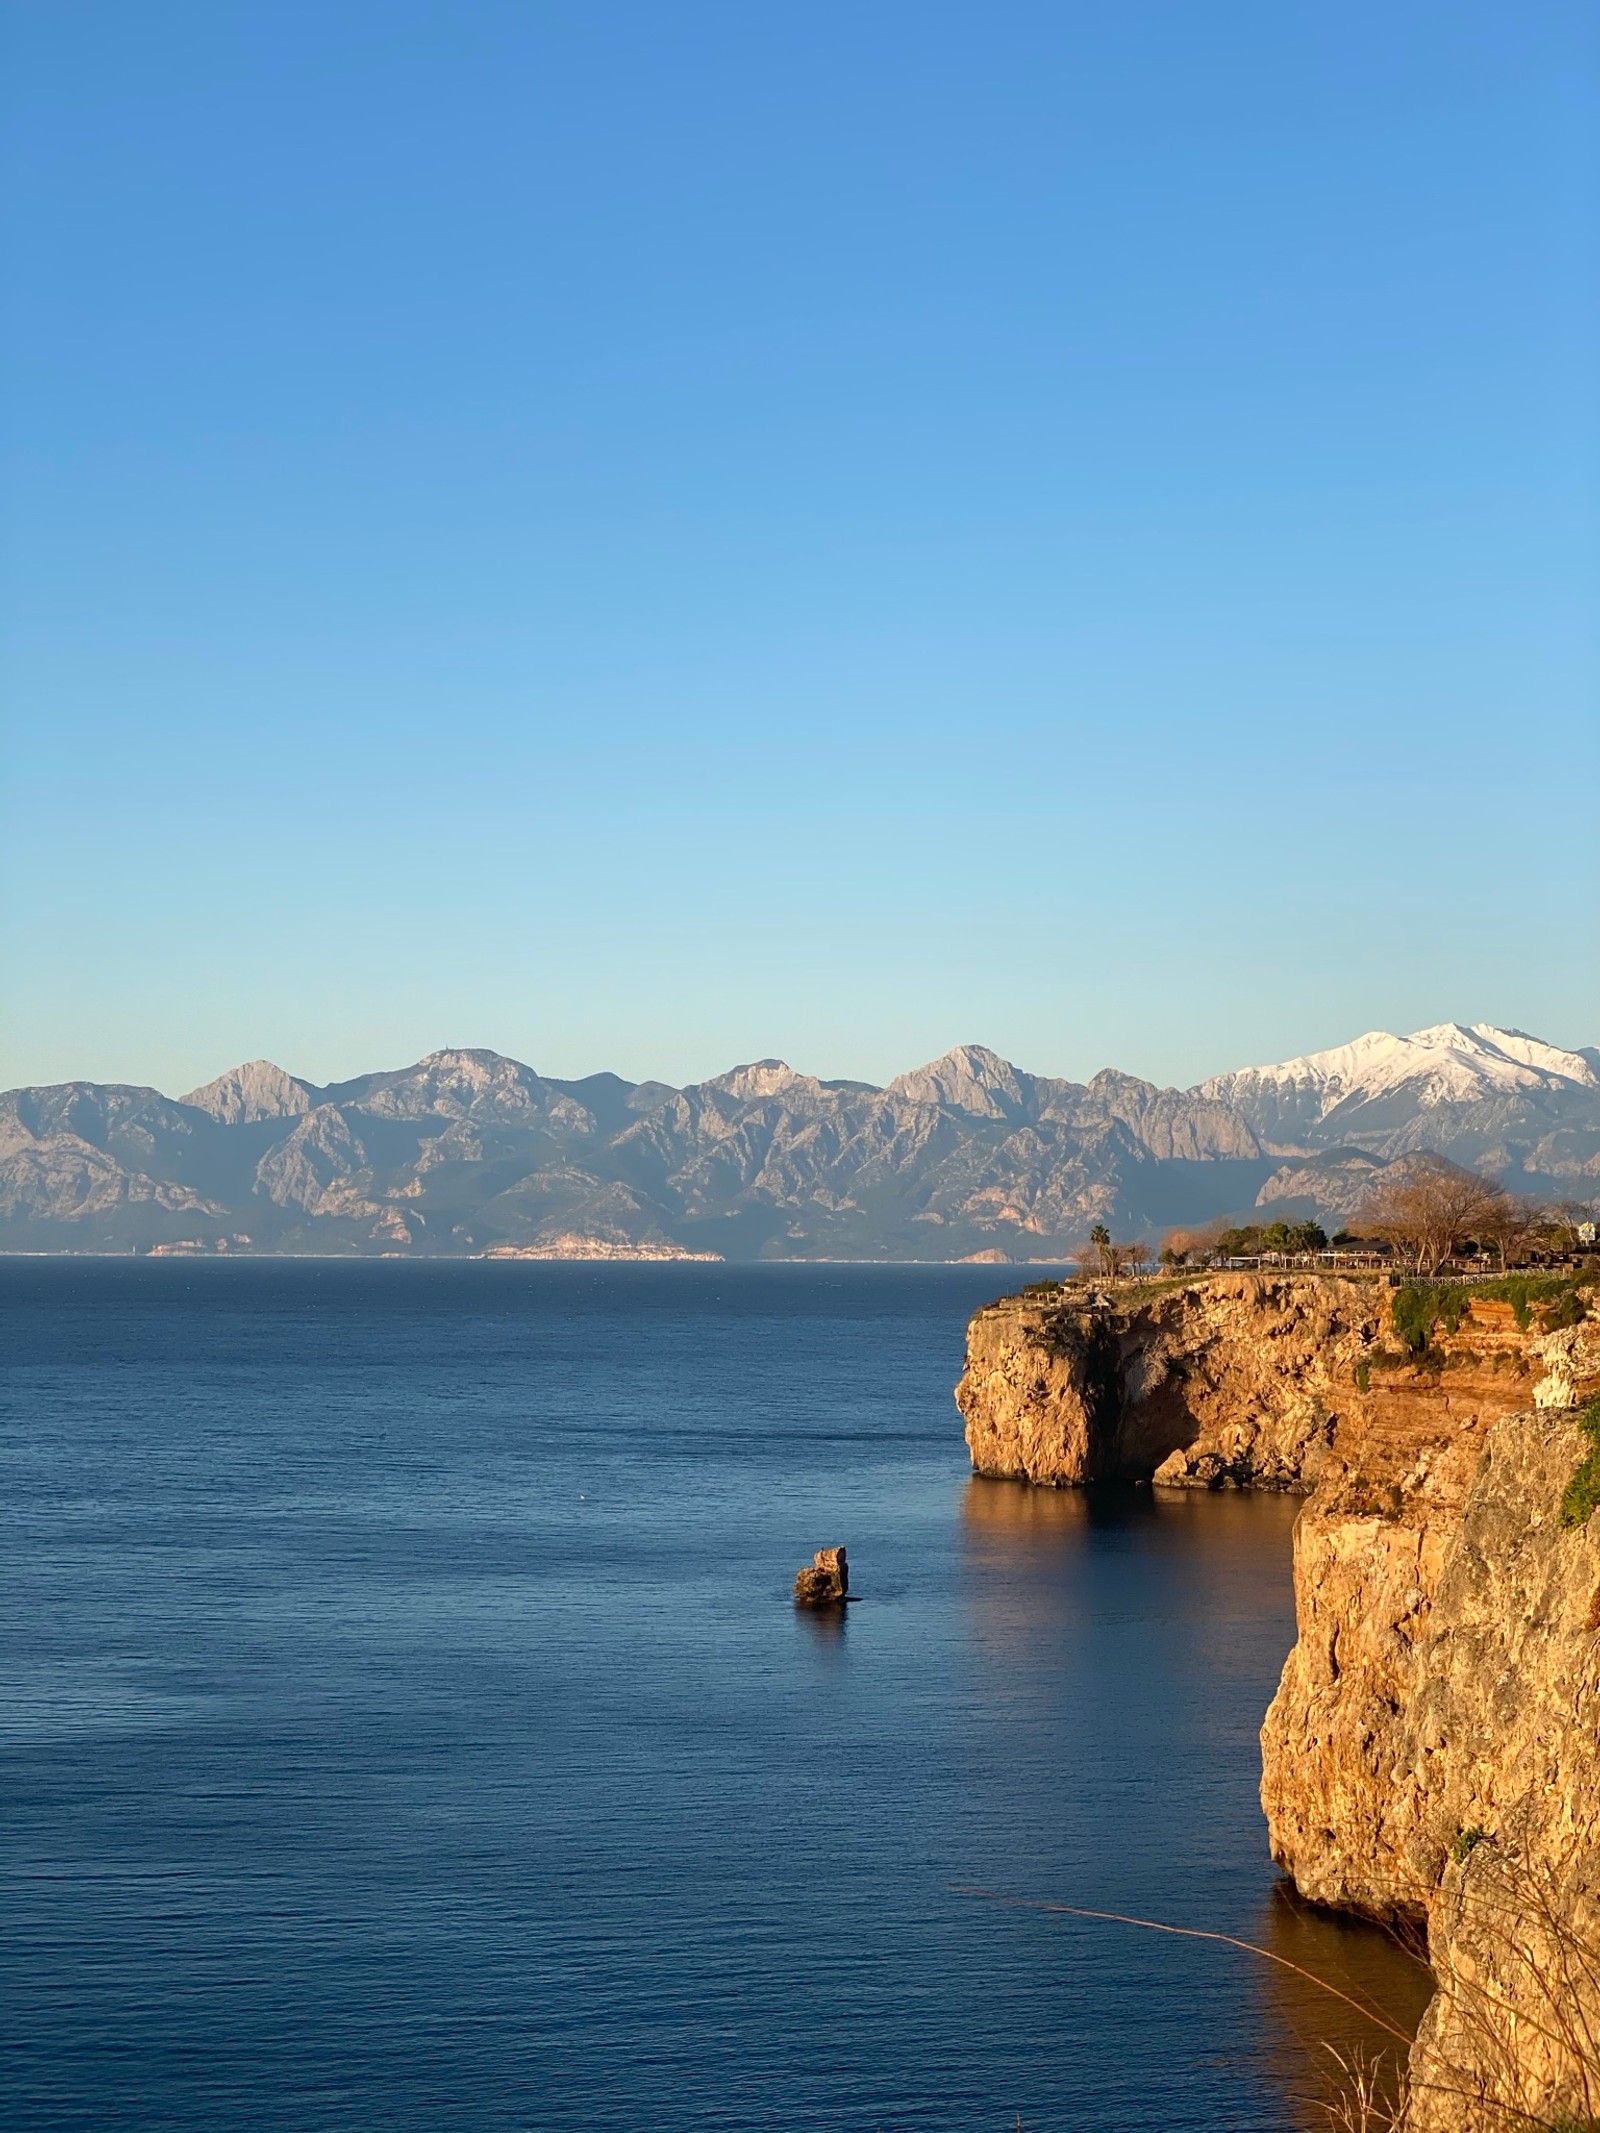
[1078,1158,1599,1281]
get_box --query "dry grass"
[1401,1843,1600,2132]
[953,1858,1600,2133]
[1317,2045,1407,2132]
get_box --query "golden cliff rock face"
[957,1274,1600,2131]
[956,1274,1540,1493]
[1262,1328,1600,2132]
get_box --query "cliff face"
[1262,1329,1600,2132]
[956,1274,1541,1492]
[957,1274,1600,2131]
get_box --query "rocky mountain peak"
[701,1060,812,1103]
[1084,1067,1151,1095]
[180,1060,315,1125]
[886,1045,1027,1118]
[411,1047,539,1090]
[1454,1023,1599,1088]
[352,1049,553,1121]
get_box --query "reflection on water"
[959,1476,1303,1680]
[6,1262,1433,2133]
[958,1474,1431,2128]
[793,1598,850,1651]
[960,1471,1105,1542]
[1255,1883,1434,2129]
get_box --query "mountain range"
[3,1023,1596,1260]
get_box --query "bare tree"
[1547,1198,1600,1254]
[1356,1156,1517,1277]
[1473,1191,1538,1273]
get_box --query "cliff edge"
[956,1272,1600,2130]
[1262,1330,1600,2132]
[956,1272,1543,1492]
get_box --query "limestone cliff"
[956,1273,1542,1493]
[957,1272,1600,2130]
[1261,1323,1600,2132]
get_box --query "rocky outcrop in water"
[793,1547,849,1606]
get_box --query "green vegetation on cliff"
[1558,1397,1600,1530]
[1392,1285,1473,1355]
[1390,1273,1591,1357]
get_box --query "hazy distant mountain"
[181,1059,315,1125]
[2,1024,1594,1259]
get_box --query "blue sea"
[2,1261,1429,2132]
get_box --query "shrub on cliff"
[1389,1275,1589,1354]
[1392,1286,1473,1356]
[1558,1398,1600,1531]
[1541,1285,1589,1332]
[1471,1273,1590,1333]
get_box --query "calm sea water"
[2,1261,1429,2133]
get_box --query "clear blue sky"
[3,1,1596,1096]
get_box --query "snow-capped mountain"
[1200,1023,1600,1159]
